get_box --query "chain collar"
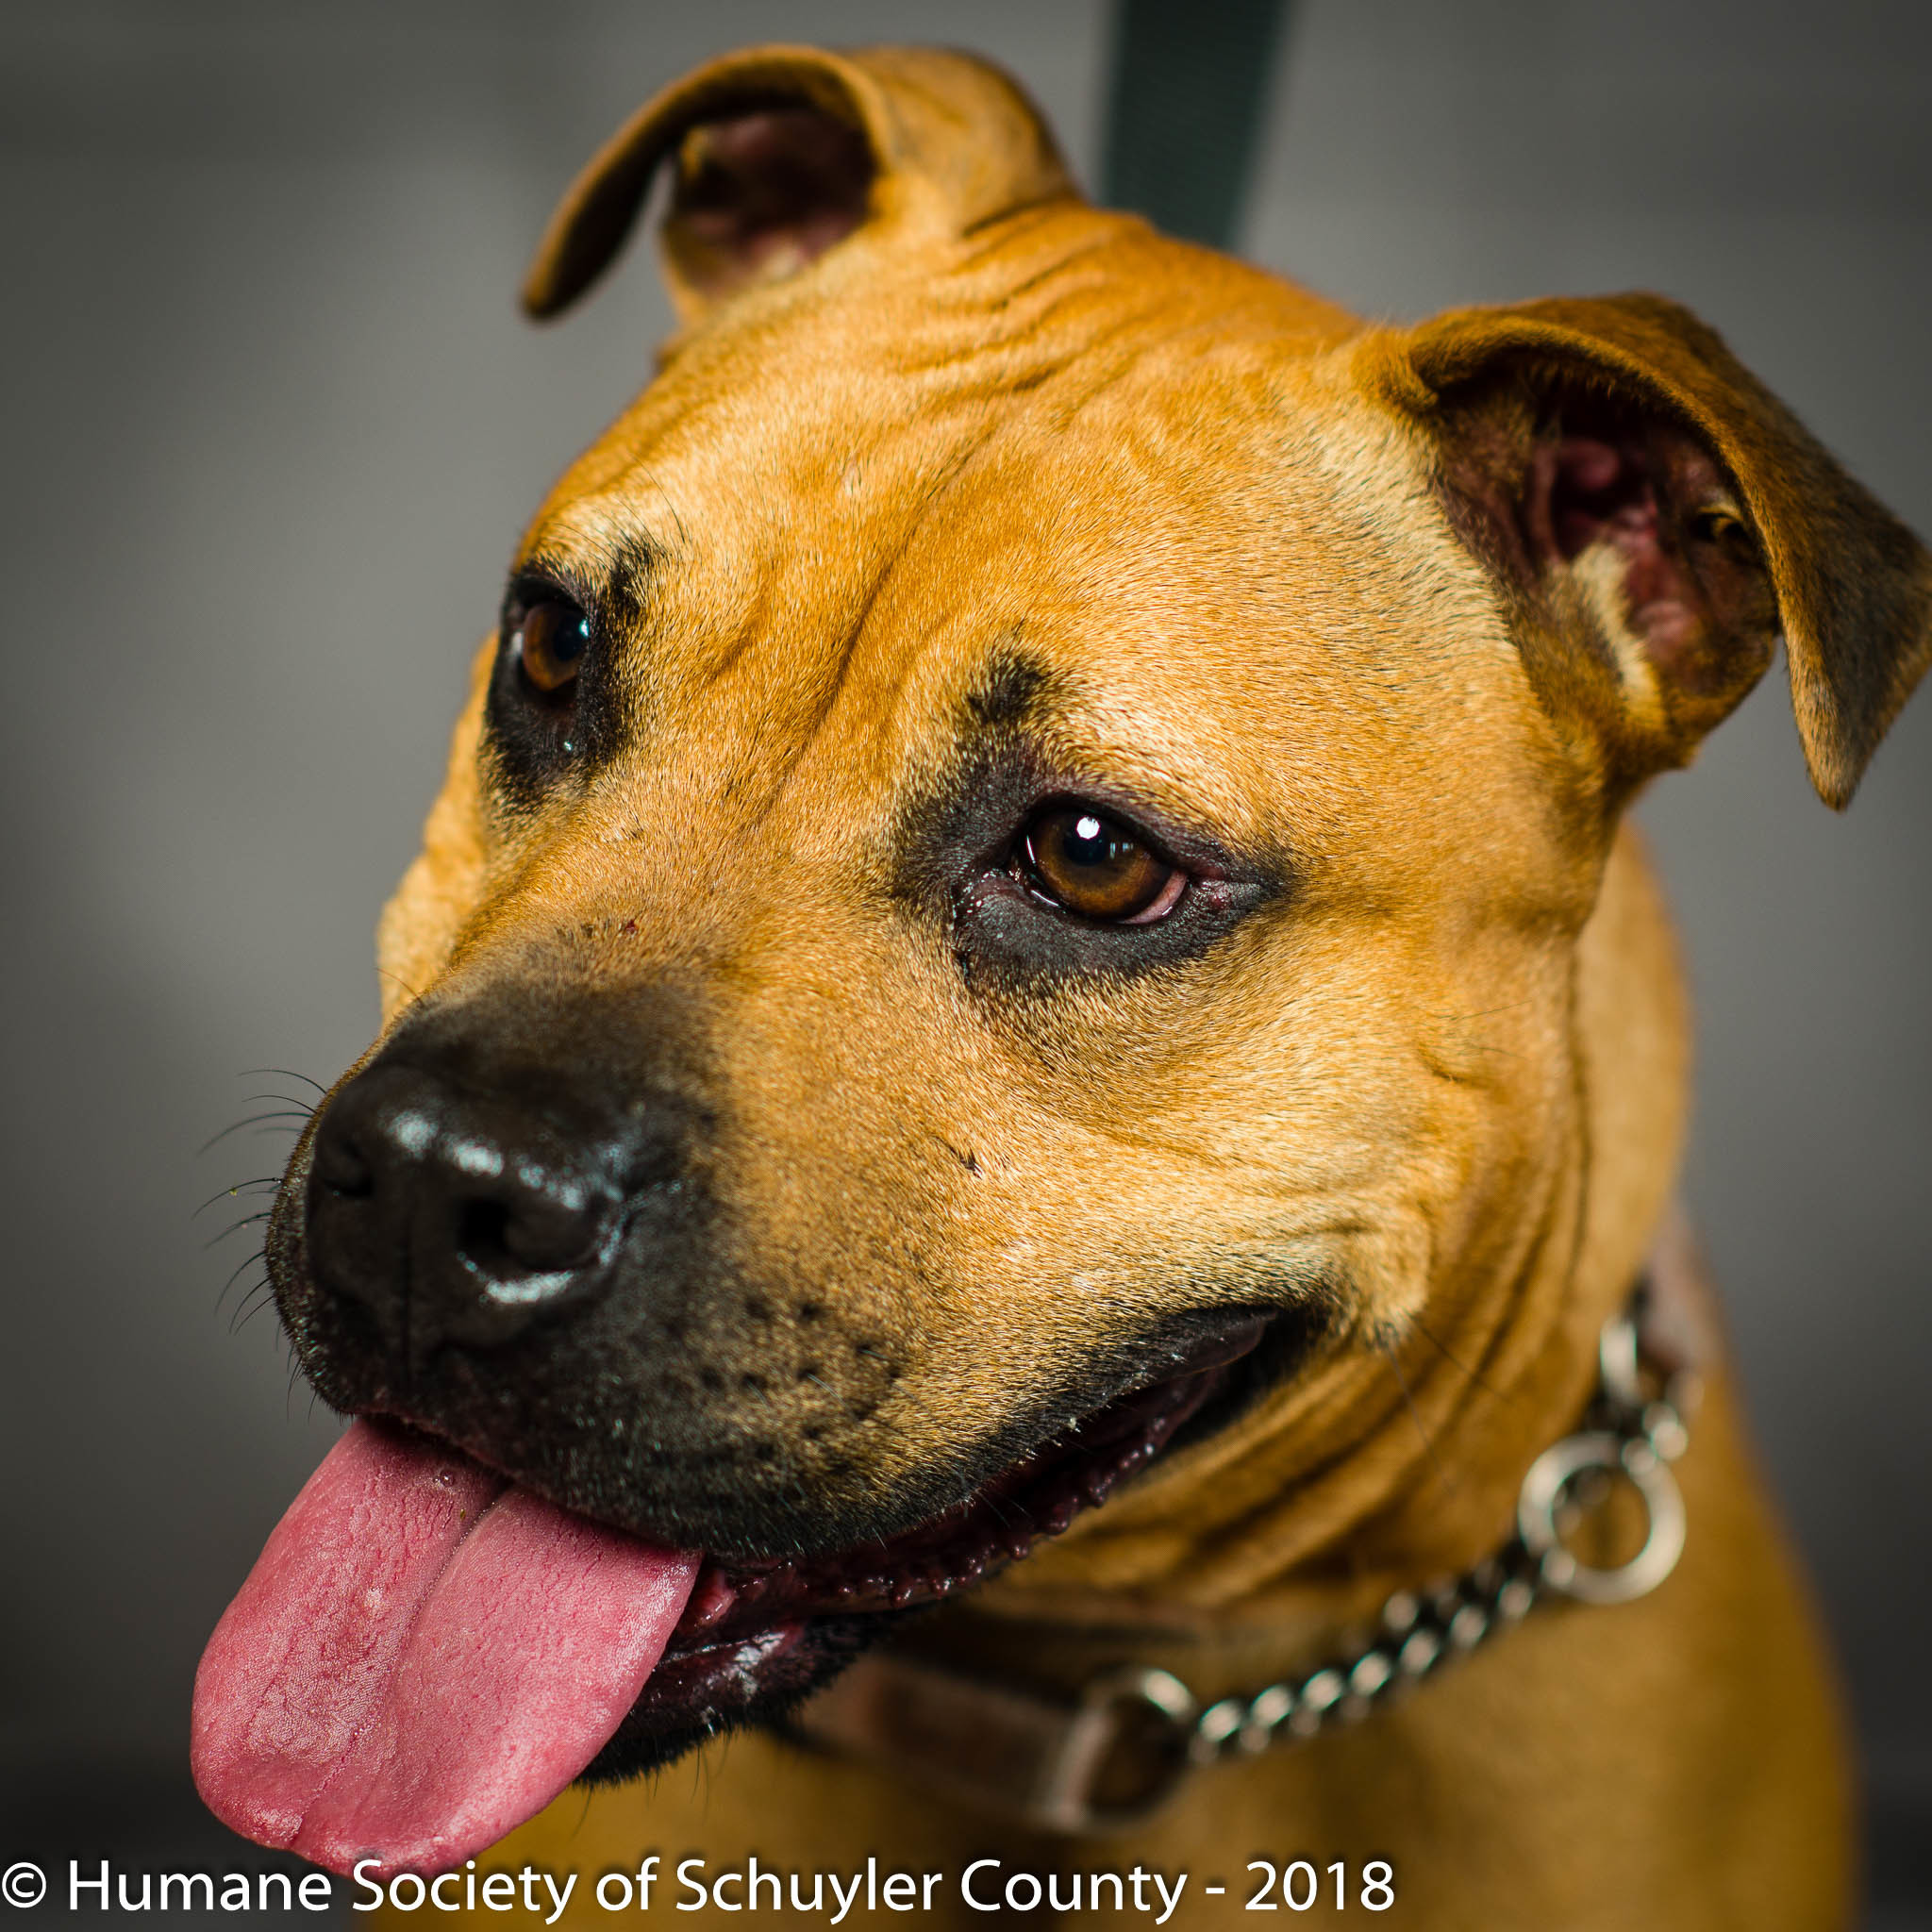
[792,1294,1702,1834]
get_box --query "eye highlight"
[1015,803,1188,924]
[512,597,591,696]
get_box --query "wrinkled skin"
[278,43,1932,1930]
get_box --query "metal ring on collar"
[1517,1430,1687,1606]
[1028,1665,1199,1832]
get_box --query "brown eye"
[514,598,591,695]
[1018,805,1187,924]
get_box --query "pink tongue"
[192,1419,697,1878]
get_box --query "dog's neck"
[947,821,1691,1681]
[800,1245,1714,1833]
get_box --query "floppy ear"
[1363,294,1932,808]
[521,43,1075,328]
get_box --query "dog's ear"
[1363,294,1932,808]
[521,44,1074,327]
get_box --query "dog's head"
[254,41,1926,1821]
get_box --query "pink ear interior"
[1519,409,1768,698]
[671,106,875,298]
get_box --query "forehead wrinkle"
[507,283,1341,851]
[680,403,1073,854]
[755,431,1032,827]
[824,430,1296,847]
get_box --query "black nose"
[306,1058,639,1359]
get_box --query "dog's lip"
[354,1311,1268,1647]
[659,1313,1270,1651]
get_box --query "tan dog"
[193,42,1931,1931]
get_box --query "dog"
[191,43,1930,1929]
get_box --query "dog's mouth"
[599,1316,1267,1771]
[192,1316,1271,1880]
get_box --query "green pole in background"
[1100,0,1291,252]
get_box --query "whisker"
[234,1284,279,1335]
[1377,1329,1458,1497]
[1410,1315,1516,1408]
[227,1286,271,1336]
[198,1110,313,1157]
[640,464,691,549]
[376,965,425,1008]
[204,1211,275,1251]
[215,1247,268,1317]
[569,1786,596,1840]
[241,1067,328,1096]
[192,1177,281,1219]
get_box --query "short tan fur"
[359,44,1931,1929]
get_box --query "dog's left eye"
[512,598,591,696]
[1015,804,1188,924]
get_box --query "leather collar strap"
[789,1284,1706,1835]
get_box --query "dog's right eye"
[511,598,591,697]
[1014,804,1187,924]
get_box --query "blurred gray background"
[1,0,1926,1919]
